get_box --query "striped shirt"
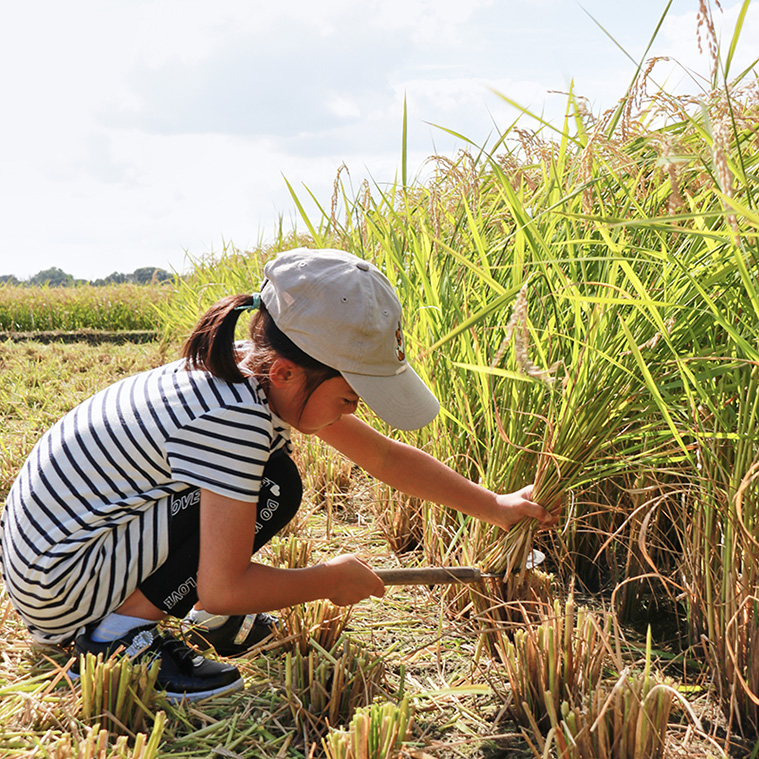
[0,353,291,644]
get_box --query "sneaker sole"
[163,674,245,703]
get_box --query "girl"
[0,248,553,702]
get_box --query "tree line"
[0,266,174,287]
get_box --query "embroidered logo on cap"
[395,321,406,362]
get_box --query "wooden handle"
[375,567,483,586]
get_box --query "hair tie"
[234,293,261,312]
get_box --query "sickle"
[374,549,545,586]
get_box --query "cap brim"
[342,365,440,431]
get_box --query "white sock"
[90,612,156,643]
[187,608,229,630]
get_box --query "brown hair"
[182,294,340,414]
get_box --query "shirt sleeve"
[165,405,273,502]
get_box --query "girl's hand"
[494,484,559,531]
[322,554,386,606]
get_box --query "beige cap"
[261,248,439,430]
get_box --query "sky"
[1,0,757,281]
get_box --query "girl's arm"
[196,488,385,615]
[318,415,554,531]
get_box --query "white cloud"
[327,96,363,120]
[369,0,494,44]
[0,0,756,280]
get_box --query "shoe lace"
[255,612,278,626]
[159,634,202,665]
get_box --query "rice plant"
[77,652,161,736]
[681,367,759,739]
[549,630,676,759]
[296,435,356,533]
[258,535,355,655]
[495,597,610,735]
[281,61,758,747]
[284,635,387,740]
[323,697,414,759]
[473,567,556,661]
[0,284,170,332]
[552,672,674,759]
[370,482,425,556]
[480,275,653,583]
[277,599,353,657]
[47,710,166,759]
[265,533,314,571]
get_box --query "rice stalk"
[482,284,648,582]
[296,436,355,533]
[322,697,414,759]
[551,629,675,759]
[284,635,387,740]
[473,567,556,661]
[265,534,314,571]
[277,599,353,657]
[679,364,759,739]
[371,482,425,556]
[46,710,166,759]
[78,652,160,736]
[496,596,610,735]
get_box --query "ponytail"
[182,296,340,404]
[182,294,253,382]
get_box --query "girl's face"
[277,373,361,434]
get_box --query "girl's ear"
[268,358,301,388]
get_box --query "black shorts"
[138,449,302,617]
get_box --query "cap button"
[356,261,370,271]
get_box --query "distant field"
[0,339,169,499]
[0,283,173,332]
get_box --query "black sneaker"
[183,613,278,656]
[69,624,244,703]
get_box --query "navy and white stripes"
[0,355,290,644]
